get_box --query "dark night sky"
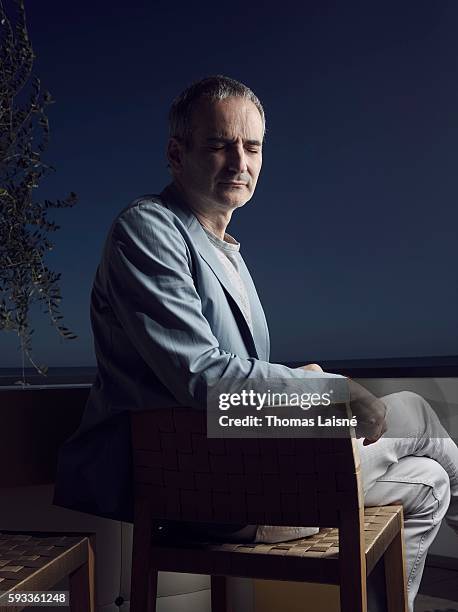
[1,0,458,367]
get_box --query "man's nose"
[226,144,248,174]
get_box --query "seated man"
[54,75,457,612]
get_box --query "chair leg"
[69,535,96,612]
[211,575,227,612]
[384,529,408,612]
[340,583,367,612]
[146,568,159,612]
[339,511,367,612]
[130,503,158,612]
[131,557,158,612]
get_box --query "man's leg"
[364,456,451,612]
[357,390,458,533]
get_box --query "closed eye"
[209,145,260,153]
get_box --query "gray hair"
[168,75,266,147]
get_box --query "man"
[54,75,457,611]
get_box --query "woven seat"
[149,505,403,584]
[0,531,95,612]
[130,407,408,612]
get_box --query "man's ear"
[167,138,184,173]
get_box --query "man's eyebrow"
[206,137,262,146]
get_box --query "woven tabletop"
[0,532,90,593]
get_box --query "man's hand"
[298,365,386,444]
[347,378,387,445]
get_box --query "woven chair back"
[131,406,363,528]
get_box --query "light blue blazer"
[53,183,339,521]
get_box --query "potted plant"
[0,0,77,383]
[0,0,86,486]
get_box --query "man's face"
[169,96,264,211]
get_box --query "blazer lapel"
[237,257,270,361]
[160,184,267,359]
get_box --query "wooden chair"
[0,531,95,612]
[130,407,407,612]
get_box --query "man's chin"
[215,188,252,209]
[219,196,249,210]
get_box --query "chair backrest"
[131,406,365,529]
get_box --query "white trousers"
[358,390,457,612]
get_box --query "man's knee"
[397,390,430,411]
[388,390,445,437]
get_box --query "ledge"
[1,355,457,389]
[285,356,458,378]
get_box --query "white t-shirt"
[202,226,253,334]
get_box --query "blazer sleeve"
[103,202,344,409]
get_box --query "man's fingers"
[356,411,386,440]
